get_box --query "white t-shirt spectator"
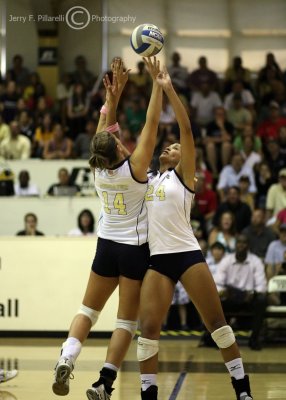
[224,90,255,110]
[265,240,286,265]
[217,165,257,193]
[191,91,222,125]
[14,183,40,196]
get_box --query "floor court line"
[168,371,187,400]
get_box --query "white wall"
[0,237,118,332]
[0,196,101,236]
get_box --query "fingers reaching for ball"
[143,56,161,80]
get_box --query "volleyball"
[130,24,164,57]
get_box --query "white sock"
[141,374,157,391]
[61,337,82,362]
[103,362,119,372]
[225,358,247,397]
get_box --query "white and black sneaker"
[86,383,111,400]
[0,369,18,383]
[232,375,253,400]
[52,357,74,396]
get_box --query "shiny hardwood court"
[0,337,286,399]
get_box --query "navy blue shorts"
[149,250,206,283]
[92,237,150,280]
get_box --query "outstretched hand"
[103,71,118,105]
[156,66,172,90]
[111,58,131,94]
[143,56,160,81]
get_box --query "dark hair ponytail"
[89,131,118,170]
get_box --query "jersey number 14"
[102,191,127,215]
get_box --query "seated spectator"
[224,81,255,115]
[68,209,96,236]
[0,120,31,159]
[67,83,90,140]
[43,124,73,160]
[224,56,252,95]
[233,123,262,156]
[256,101,286,142]
[191,82,222,127]
[213,186,252,232]
[195,173,217,224]
[47,167,80,196]
[206,241,226,276]
[257,53,283,90]
[14,170,40,196]
[238,136,261,171]
[214,234,267,350]
[273,208,286,233]
[204,106,233,176]
[34,96,53,126]
[57,73,74,126]
[129,60,151,93]
[0,81,19,123]
[168,52,189,98]
[238,175,255,211]
[226,93,252,137]
[217,153,256,201]
[190,201,207,241]
[7,54,30,88]
[266,168,286,220]
[189,56,218,92]
[120,127,136,154]
[255,161,276,208]
[242,209,276,259]
[17,110,34,142]
[257,67,285,108]
[73,118,97,159]
[0,112,10,143]
[71,55,95,90]
[208,211,236,253]
[16,212,44,236]
[33,112,55,157]
[264,138,286,180]
[23,72,46,107]
[125,96,146,135]
[265,223,286,280]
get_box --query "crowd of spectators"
[1,51,286,347]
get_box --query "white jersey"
[95,158,148,245]
[146,169,200,255]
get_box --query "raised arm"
[96,58,130,135]
[130,57,162,181]
[157,67,196,191]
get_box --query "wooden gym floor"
[0,337,286,400]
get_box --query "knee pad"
[211,325,236,349]
[115,319,138,338]
[77,304,100,326]
[137,336,159,362]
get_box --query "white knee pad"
[77,304,100,326]
[115,319,138,338]
[211,325,236,349]
[137,336,159,362]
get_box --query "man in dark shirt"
[213,186,252,232]
[242,209,276,259]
